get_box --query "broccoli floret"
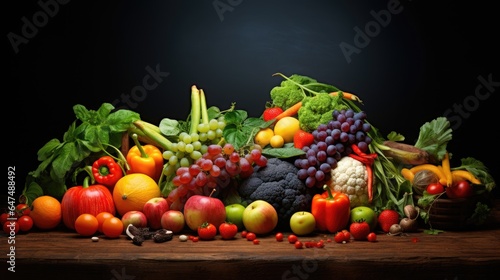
[298,93,348,132]
[270,74,317,110]
[238,158,319,230]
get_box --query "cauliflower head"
[326,156,369,208]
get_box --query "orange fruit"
[113,173,161,216]
[96,211,115,233]
[102,216,124,238]
[74,213,99,236]
[273,117,300,143]
[29,195,62,230]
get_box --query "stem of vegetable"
[190,85,201,135]
[132,120,173,151]
[131,134,149,158]
[200,88,209,125]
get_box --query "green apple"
[290,211,316,236]
[350,206,377,231]
[225,203,246,230]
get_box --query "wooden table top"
[3,200,500,280]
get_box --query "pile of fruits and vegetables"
[3,73,497,244]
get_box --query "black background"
[4,0,499,200]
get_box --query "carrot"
[441,152,453,187]
[273,91,361,121]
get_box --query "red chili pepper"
[366,165,373,202]
[92,156,124,189]
[349,144,377,203]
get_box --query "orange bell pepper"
[311,185,351,233]
[126,133,163,181]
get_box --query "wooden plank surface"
[3,201,500,280]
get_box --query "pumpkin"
[61,177,116,230]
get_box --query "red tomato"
[294,241,303,249]
[16,203,31,216]
[246,232,257,241]
[3,220,19,234]
[426,183,445,195]
[275,232,284,242]
[288,234,298,244]
[219,222,238,240]
[446,180,474,198]
[18,215,34,232]
[1,213,10,225]
[198,222,217,240]
[367,232,377,242]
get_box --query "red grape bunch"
[167,143,268,209]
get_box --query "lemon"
[274,117,300,143]
[270,135,284,148]
[254,128,274,147]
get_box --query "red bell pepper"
[92,156,124,189]
[311,186,351,233]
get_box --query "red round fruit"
[288,234,298,244]
[367,232,377,242]
[446,180,474,198]
[18,215,34,232]
[197,222,217,240]
[16,203,31,216]
[426,183,445,195]
[219,222,238,240]
[253,239,260,245]
[246,232,257,241]
[3,220,19,234]
[275,232,284,242]
[294,241,303,249]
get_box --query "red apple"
[121,210,148,229]
[161,210,185,233]
[242,200,278,235]
[143,197,169,230]
[183,194,226,231]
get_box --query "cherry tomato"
[75,214,99,236]
[367,232,377,242]
[3,220,19,234]
[253,239,260,245]
[1,212,11,225]
[294,241,303,249]
[288,234,298,244]
[198,222,217,240]
[101,217,123,238]
[246,232,257,241]
[18,215,34,232]
[16,204,31,216]
[241,230,248,238]
[219,222,238,240]
[426,182,445,195]
[334,232,346,243]
[446,180,474,198]
[275,232,284,242]
[96,212,115,233]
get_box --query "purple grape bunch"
[294,108,372,188]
